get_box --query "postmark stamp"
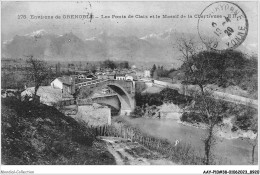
[198,1,248,50]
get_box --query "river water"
[117,116,258,165]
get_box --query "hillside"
[1,97,116,165]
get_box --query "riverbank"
[116,116,258,165]
[98,136,175,165]
[139,101,257,140]
[177,120,257,140]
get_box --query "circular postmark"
[198,1,248,50]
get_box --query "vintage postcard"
[1,0,259,174]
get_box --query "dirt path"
[98,136,175,165]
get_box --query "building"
[86,74,97,80]
[50,76,75,95]
[125,75,134,81]
[135,70,144,78]
[78,74,86,79]
[21,86,74,106]
[144,70,151,78]
[131,65,137,69]
[116,74,126,80]
[107,74,116,80]
[97,74,108,79]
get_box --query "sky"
[1,1,258,47]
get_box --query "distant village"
[1,58,152,103]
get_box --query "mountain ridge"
[2,29,257,63]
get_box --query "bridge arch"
[77,80,135,115]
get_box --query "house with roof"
[77,74,86,79]
[125,75,134,81]
[115,74,126,80]
[107,74,116,80]
[86,74,97,80]
[144,70,151,78]
[51,76,75,95]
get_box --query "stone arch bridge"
[75,79,136,115]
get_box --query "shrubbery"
[180,112,208,124]
[135,88,192,107]
[131,88,192,118]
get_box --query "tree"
[180,50,259,164]
[55,62,61,76]
[188,91,228,164]
[26,56,49,97]
[168,69,177,83]
[90,64,97,74]
[150,64,156,77]
[79,61,82,70]
[185,51,225,164]
[153,69,159,80]
[248,115,258,164]
[240,104,258,165]
[101,60,117,69]
[175,36,233,164]
[118,61,129,69]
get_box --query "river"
[115,116,258,165]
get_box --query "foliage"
[180,50,257,94]
[231,105,258,132]
[181,112,208,124]
[135,88,192,107]
[135,81,147,93]
[1,71,25,90]
[89,64,97,74]
[118,61,129,69]
[100,60,130,70]
[176,38,238,164]
[101,60,117,69]
[78,87,94,99]
[150,65,176,80]
[135,92,163,107]
[159,88,192,105]
[150,64,156,77]
[26,56,49,96]
[153,69,159,80]
[130,106,145,118]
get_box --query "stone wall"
[71,103,111,126]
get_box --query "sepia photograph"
[1,0,259,174]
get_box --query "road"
[152,80,258,109]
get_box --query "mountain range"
[1,29,257,64]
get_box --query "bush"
[160,88,192,104]
[135,88,192,108]
[130,106,145,118]
[181,112,208,124]
[135,81,147,93]
[135,93,163,107]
